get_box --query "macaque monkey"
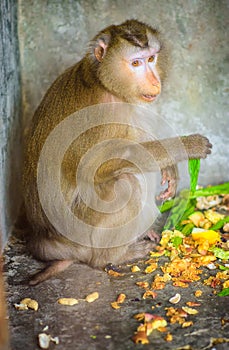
[23,19,212,285]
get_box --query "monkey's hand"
[181,134,212,159]
[157,165,178,200]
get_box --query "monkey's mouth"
[141,94,157,102]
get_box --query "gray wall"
[18,0,229,185]
[0,0,22,247]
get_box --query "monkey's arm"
[141,134,212,168]
[95,134,212,184]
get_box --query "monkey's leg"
[29,260,73,286]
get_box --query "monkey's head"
[90,19,167,103]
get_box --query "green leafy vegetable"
[190,182,229,198]
[159,183,229,216]
[181,222,195,236]
[176,199,197,223]
[159,198,177,213]
[217,288,229,297]
[159,159,201,230]
[211,216,229,230]
[218,265,229,271]
[188,159,200,194]
[170,236,183,248]
[158,160,229,232]
[163,196,197,231]
[209,247,229,260]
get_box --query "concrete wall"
[18,0,229,185]
[0,0,22,248]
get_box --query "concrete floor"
[3,233,229,350]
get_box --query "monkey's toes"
[146,229,160,243]
[29,260,73,285]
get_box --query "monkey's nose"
[151,84,161,95]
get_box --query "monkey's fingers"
[29,260,73,286]
[158,166,178,200]
[157,179,177,201]
[198,137,212,158]
[160,169,168,186]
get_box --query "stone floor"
[3,235,229,350]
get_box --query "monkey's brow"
[128,48,160,60]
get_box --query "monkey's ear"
[94,35,110,62]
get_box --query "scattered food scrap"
[14,298,38,311]
[85,292,99,303]
[132,179,229,345]
[194,290,202,297]
[165,332,173,342]
[169,293,181,304]
[136,281,149,289]
[116,293,126,303]
[57,298,78,306]
[144,260,158,274]
[142,290,157,299]
[38,333,59,349]
[186,301,201,307]
[38,333,51,349]
[132,313,167,344]
[107,270,124,277]
[111,293,126,309]
[105,263,124,277]
[131,265,141,272]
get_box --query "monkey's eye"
[148,55,156,63]
[131,60,141,67]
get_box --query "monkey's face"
[97,38,162,103]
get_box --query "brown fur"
[23,20,212,285]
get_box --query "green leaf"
[170,236,183,248]
[211,216,229,230]
[209,247,229,260]
[181,222,195,236]
[218,265,229,271]
[179,200,197,221]
[162,197,196,230]
[188,159,200,194]
[217,288,229,297]
[158,198,176,213]
[191,182,229,198]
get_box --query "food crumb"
[85,292,99,303]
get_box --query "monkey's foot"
[125,240,158,262]
[146,229,160,243]
[29,260,73,286]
